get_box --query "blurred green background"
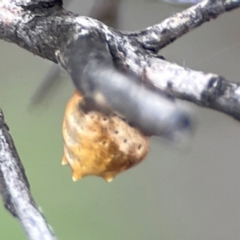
[1,1,240,239]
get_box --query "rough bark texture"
[0,0,240,239]
[0,0,239,121]
[30,0,121,105]
[0,110,56,240]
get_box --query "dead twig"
[0,110,56,240]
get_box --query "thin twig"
[131,0,240,51]
[0,109,56,240]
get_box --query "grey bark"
[0,0,240,239]
[0,0,239,122]
[0,110,56,240]
[30,0,121,105]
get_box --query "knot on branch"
[201,76,223,104]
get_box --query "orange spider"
[62,91,149,182]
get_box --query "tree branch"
[0,0,239,124]
[145,57,240,120]
[0,110,56,240]
[30,0,121,106]
[1,0,240,238]
[131,0,240,51]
